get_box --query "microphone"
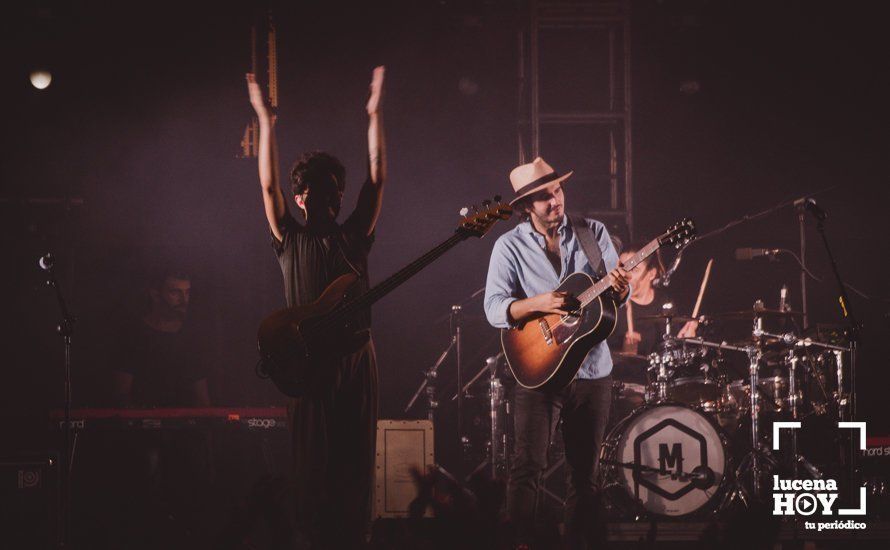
[779,284,788,312]
[688,465,716,490]
[486,353,502,375]
[38,253,55,271]
[795,197,828,221]
[649,464,716,489]
[734,247,781,261]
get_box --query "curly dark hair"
[512,181,566,222]
[289,151,346,197]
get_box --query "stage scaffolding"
[518,0,633,239]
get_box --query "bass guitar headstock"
[457,196,513,238]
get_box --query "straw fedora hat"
[508,157,573,206]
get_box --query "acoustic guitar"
[258,199,513,396]
[501,218,695,391]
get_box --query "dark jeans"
[289,338,378,549]
[507,376,612,548]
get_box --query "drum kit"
[410,293,853,521]
[600,300,852,518]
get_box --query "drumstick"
[691,259,714,318]
[626,300,634,334]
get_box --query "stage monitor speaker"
[374,419,434,519]
[0,453,58,549]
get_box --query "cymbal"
[707,309,803,321]
[636,313,696,323]
[727,335,791,351]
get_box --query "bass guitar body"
[501,272,618,391]
[257,273,369,396]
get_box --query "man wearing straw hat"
[484,157,630,549]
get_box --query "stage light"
[30,70,52,90]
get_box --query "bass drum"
[600,403,731,517]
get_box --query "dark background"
[2,0,888,450]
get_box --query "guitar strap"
[333,227,363,278]
[570,214,607,279]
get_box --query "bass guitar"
[258,198,513,396]
[501,218,695,391]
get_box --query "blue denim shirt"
[484,215,623,379]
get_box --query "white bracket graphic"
[773,421,801,450]
[770,421,868,515]
[838,421,867,450]
[839,487,867,515]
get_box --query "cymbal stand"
[745,339,765,497]
[788,351,800,478]
[787,351,828,480]
[733,311,781,505]
[661,303,674,340]
[754,328,850,419]
[487,356,508,479]
[647,348,671,402]
[833,350,847,420]
[650,304,676,402]
[460,355,510,481]
[672,335,777,506]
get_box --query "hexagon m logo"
[633,418,708,500]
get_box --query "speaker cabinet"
[0,453,58,549]
[374,420,434,518]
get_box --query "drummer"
[607,241,699,421]
[609,240,699,357]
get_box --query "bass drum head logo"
[615,404,725,516]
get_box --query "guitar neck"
[326,232,468,323]
[577,238,660,306]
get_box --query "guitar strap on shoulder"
[570,214,607,278]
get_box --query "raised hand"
[366,66,385,115]
[246,73,270,119]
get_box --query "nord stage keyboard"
[49,407,288,431]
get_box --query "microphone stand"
[795,200,809,328]
[812,214,860,494]
[42,256,76,549]
[693,186,835,244]
[654,244,687,288]
[403,304,467,477]
[404,341,454,420]
[453,305,466,470]
[408,286,486,416]
[693,189,835,327]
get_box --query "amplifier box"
[374,420,434,518]
[0,453,58,549]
